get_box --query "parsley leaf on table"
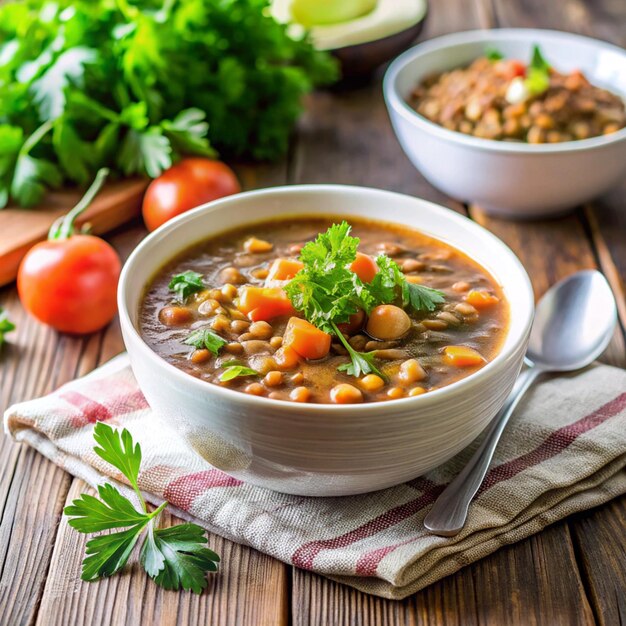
[168,270,204,302]
[64,422,219,591]
[183,328,227,357]
[0,307,15,347]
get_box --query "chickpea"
[290,372,304,385]
[455,302,477,316]
[190,349,211,364]
[242,340,272,355]
[251,267,269,280]
[221,284,238,301]
[268,392,282,400]
[409,386,426,397]
[405,275,423,284]
[198,299,220,316]
[269,336,283,349]
[264,371,283,387]
[249,321,273,339]
[452,281,471,293]
[422,319,448,331]
[330,383,363,404]
[437,311,461,326]
[211,314,230,333]
[366,305,411,340]
[376,349,408,360]
[399,359,427,384]
[159,306,192,326]
[244,237,273,253]
[290,387,311,403]
[274,346,300,370]
[387,387,405,399]
[349,334,368,351]
[359,374,385,392]
[231,319,250,334]
[219,266,245,285]
[244,383,265,396]
[401,259,425,273]
[225,342,244,355]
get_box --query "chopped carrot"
[237,287,294,322]
[443,345,486,367]
[350,252,378,283]
[274,345,300,370]
[283,317,331,360]
[266,258,304,282]
[465,290,499,309]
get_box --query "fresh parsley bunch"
[64,422,219,593]
[285,222,445,378]
[0,0,337,207]
[0,307,15,347]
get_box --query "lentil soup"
[139,217,509,404]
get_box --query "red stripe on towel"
[164,469,243,510]
[353,392,626,575]
[60,391,113,426]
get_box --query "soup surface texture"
[140,217,509,404]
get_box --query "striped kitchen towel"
[4,353,626,599]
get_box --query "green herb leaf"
[30,47,98,120]
[11,153,62,207]
[118,126,172,178]
[65,483,150,533]
[220,365,259,382]
[64,424,219,590]
[183,328,227,356]
[486,47,504,62]
[402,281,446,312]
[168,270,204,302]
[162,109,216,158]
[0,307,15,347]
[93,422,142,491]
[525,44,551,96]
[81,523,148,581]
[141,523,220,594]
[332,321,384,378]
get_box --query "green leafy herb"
[0,307,15,347]
[64,422,219,591]
[525,44,551,96]
[285,222,445,379]
[220,365,259,382]
[168,270,204,302]
[183,327,227,356]
[486,47,504,62]
[0,0,337,207]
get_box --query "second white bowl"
[384,29,626,218]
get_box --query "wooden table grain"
[1,1,625,624]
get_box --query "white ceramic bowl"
[118,185,534,496]
[384,29,626,218]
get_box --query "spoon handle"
[423,366,542,536]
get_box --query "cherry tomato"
[17,169,121,335]
[142,158,241,231]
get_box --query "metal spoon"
[424,270,617,537]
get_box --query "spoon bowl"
[528,270,617,371]
[424,269,617,536]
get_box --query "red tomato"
[495,59,526,80]
[18,235,121,334]
[142,158,241,231]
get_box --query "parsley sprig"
[64,422,219,593]
[220,364,259,382]
[183,327,227,356]
[0,307,15,348]
[285,222,445,378]
[525,44,551,95]
[169,270,204,302]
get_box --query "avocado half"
[272,0,428,78]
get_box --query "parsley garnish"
[64,423,219,592]
[0,307,15,348]
[525,44,551,95]
[486,47,504,62]
[220,365,259,381]
[169,270,204,302]
[285,222,445,378]
[183,328,227,356]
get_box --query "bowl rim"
[118,184,534,415]
[383,27,626,154]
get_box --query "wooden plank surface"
[0,178,147,287]
[0,0,625,624]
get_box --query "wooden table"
[2,1,625,624]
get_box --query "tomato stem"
[48,168,109,240]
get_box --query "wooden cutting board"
[0,178,148,286]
